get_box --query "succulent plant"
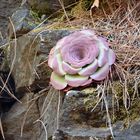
[48,30,116,90]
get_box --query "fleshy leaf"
[98,46,108,67]
[90,63,110,81]
[65,74,88,87]
[62,61,81,74]
[98,37,109,50]
[80,30,96,38]
[55,37,66,50]
[53,54,66,75]
[48,48,55,68]
[108,49,116,65]
[50,72,67,90]
[81,79,92,86]
[79,59,98,76]
[60,33,99,68]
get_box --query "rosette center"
[71,47,86,61]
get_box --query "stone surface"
[38,88,63,139]
[27,0,78,15]
[53,90,112,140]
[2,92,40,140]
[1,88,64,140]
[8,6,39,38]
[0,0,22,39]
[52,90,140,140]
[6,29,71,90]
[2,28,71,140]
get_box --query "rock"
[27,0,78,15]
[6,29,71,90]
[7,34,40,89]
[8,6,39,38]
[2,88,64,140]
[52,90,140,140]
[37,88,64,139]
[53,90,112,140]
[0,0,22,39]
[2,92,40,140]
[2,28,71,139]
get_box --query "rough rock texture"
[7,29,71,90]
[2,92,40,140]
[2,89,64,140]
[38,89,63,139]
[53,90,113,140]
[0,0,22,39]
[27,0,78,15]
[8,6,39,38]
[52,90,140,140]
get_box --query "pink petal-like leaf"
[80,30,97,38]
[60,33,99,68]
[50,72,67,90]
[81,79,92,86]
[55,37,66,50]
[65,74,88,87]
[90,63,110,81]
[48,30,116,90]
[79,59,98,76]
[98,46,108,67]
[53,54,66,75]
[62,61,81,74]
[98,37,109,50]
[48,48,55,68]
[108,49,116,65]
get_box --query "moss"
[111,98,140,129]
[71,0,92,18]
[30,10,40,21]
[82,80,140,128]
[30,2,51,16]
[129,99,140,120]
[84,97,96,111]
[109,81,140,126]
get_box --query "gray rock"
[2,93,40,140]
[53,89,111,140]
[8,6,39,38]
[38,88,64,139]
[53,90,140,140]
[2,28,71,140]
[0,0,22,39]
[6,29,71,90]
[2,88,64,140]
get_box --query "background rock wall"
[0,0,22,40]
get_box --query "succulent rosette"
[48,30,116,90]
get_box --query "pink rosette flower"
[48,30,116,90]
